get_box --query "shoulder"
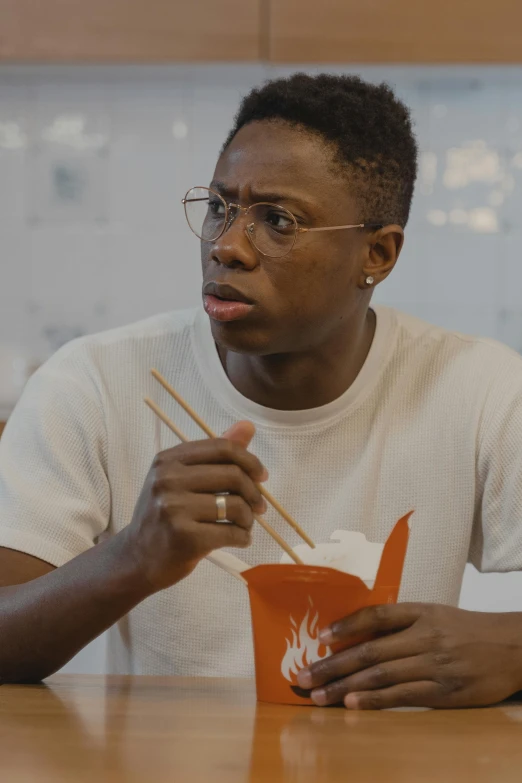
[42,309,198,380]
[20,309,200,417]
[50,308,197,361]
[381,306,522,382]
[375,307,522,424]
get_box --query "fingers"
[171,514,253,554]
[307,653,437,706]
[298,627,424,691]
[221,420,257,448]
[199,519,254,551]
[158,493,256,555]
[319,603,424,646]
[180,464,266,515]
[344,681,443,710]
[159,437,267,483]
[180,492,256,532]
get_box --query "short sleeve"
[469,356,522,573]
[0,356,110,567]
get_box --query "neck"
[218,308,377,411]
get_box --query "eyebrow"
[210,180,318,210]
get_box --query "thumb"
[221,420,256,448]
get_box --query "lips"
[203,282,256,323]
[203,282,255,305]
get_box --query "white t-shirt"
[1,306,522,676]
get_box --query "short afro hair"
[224,73,418,228]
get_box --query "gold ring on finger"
[215,494,228,522]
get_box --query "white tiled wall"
[2,64,522,672]
[2,64,522,360]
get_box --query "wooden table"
[1,676,522,782]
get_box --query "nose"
[209,209,259,271]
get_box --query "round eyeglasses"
[182,186,383,259]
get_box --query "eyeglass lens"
[184,187,297,258]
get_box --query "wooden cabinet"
[0,0,262,62]
[267,0,522,63]
[1,0,521,65]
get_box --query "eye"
[208,198,226,217]
[265,209,294,232]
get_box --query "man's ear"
[359,225,404,288]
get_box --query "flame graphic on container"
[281,598,331,684]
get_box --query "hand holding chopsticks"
[144,397,304,565]
[146,368,315,565]
[150,369,315,549]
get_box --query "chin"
[209,319,277,356]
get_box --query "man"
[1,73,522,709]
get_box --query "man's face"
[201,120,374,356]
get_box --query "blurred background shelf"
[0,0,263,62]
[2,0,522,64]
[267,0,522,64]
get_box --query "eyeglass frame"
[182,186,384,259]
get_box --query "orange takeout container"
[241,512,412,705]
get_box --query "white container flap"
[280,530,385,587]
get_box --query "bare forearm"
[0,427,266,683]
[0,531,154,683]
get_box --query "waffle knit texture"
[1,305,522,676]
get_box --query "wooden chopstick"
[144,397,303,565]
[150,369,315,550]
